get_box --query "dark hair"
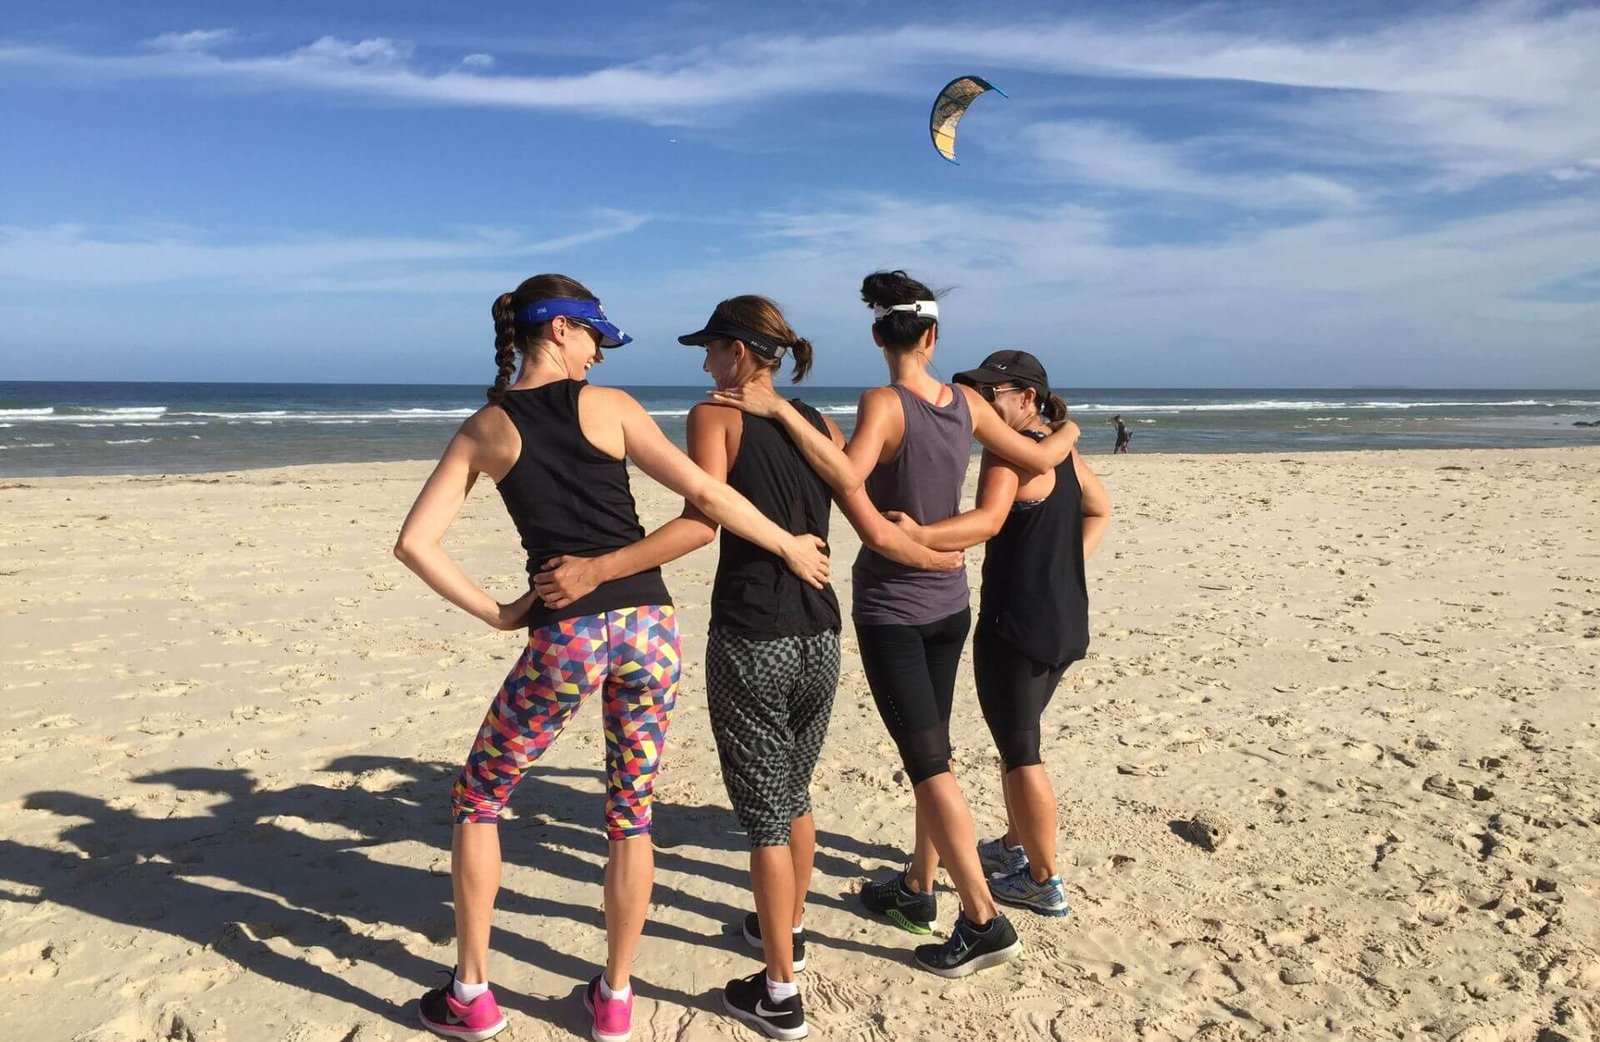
[487,273,598,403]
[1041,393,1069,426]
[713,294,814,383]
[860,269,939,351]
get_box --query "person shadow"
[2,754,909,1036]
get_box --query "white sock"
[599,976,631,1003]
[453,978,489,1003]
[792,924,804,935]
[766,976,799,1002]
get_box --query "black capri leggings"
[855,608,971,785]
[972,622,1070,770]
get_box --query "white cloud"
[1022,120,1362,209]
[142,29,237,53]
[0,212,649,293]
[2,4,1592,187]
[621,190,1600,386]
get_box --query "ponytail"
[1042,392,1069,428]
[707,294,817,384]
[788,336,814,383]
[487,293,517,404]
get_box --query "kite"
[929,75,1008,164]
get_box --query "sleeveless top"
[711,399,841,639]
[493,380,672,628]
[851,383,972,626]
[978,430,1089,666]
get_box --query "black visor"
[677,313,786,359]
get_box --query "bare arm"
[961,385,1079,473]
[535,405,724,610]
[835,486,963,571]
[393,415,534,629]
[709,384,901,496]
[598,388,830,588]
[1075,452,1112,560]
[888,451,1020,551]
[808,413,961,572]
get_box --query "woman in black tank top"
[892,350,1112,920]
[393,274,833,1042]
[532,295,957,1037]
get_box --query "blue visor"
[515,298,632,348]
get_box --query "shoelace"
[939,922,976,961]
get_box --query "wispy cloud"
[3,4,1596,186]
[1022,120,1363,209]
[627,189,1600,385]
[0,211,649,293]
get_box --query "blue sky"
[2,1,1597,388]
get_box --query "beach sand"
[2,448,1598,1042]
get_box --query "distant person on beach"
[533,295,958,1039]
[1112,414,1131,453]
[393,274,831,1042]
[713,270,1080,980]
[889,350,1110,918]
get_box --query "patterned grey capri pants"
[705,626,841,847]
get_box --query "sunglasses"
[976,384,1029,403]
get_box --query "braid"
[487,293,518,404]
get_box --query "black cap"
[953,350,1049,395]
[677,311,786,359]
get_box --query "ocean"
[2,381,1597,477]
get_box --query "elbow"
[392,533,425,567]
[690,524,718,550]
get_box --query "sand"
[2,448,1597,1042]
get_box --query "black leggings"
[855,608,971,785]
[972,623,1070,770]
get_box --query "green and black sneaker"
[859,871,937,935]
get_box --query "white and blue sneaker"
[977,836,1029,878]
[988,868,1070,918]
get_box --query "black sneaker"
[913,912,1022,978]
[742,911,807,972]
[859,871,936,935]
[722,970,808,1040]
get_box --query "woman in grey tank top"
[713,270,1081,979]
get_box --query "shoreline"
[5,442,1599,484]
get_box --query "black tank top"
[978,430,1089,666]
[494,381,672,628]
[710,399,841,639]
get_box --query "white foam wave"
[1067,398,1595,413]
[0,408,55,418]
[105,438,156,445]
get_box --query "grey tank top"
[852,383,972,625]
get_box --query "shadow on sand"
[2,755,907,1036]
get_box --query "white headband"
[870,300,939,321]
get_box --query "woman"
[394,274,830,1042]
[714,271,1079,979]
[534,295,958,1038]
[890,350,1111,918]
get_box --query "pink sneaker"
[418,974,508,1041]
[584,974,633,1042]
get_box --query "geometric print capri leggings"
[452,605,680,841]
